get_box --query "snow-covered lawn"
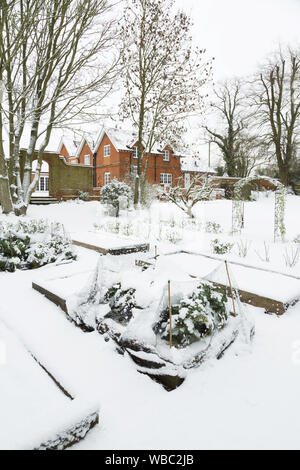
[1,196,300,449]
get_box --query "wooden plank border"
[72,239,149,255]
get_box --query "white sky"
[176,0,300,80]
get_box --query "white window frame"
[104,172,110,185]
[163,150,170,161]
[131,165,138,176]
[84,154,90,165]
[160,173,172,186]
[37,176,49,192]
[104,144,110,157]
[133,147,138,159]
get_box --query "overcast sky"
[72,0,300,165]
[176,0,300,80]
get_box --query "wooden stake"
[225,260,237,317]
[168,280,172,348]
[154,245,158,259]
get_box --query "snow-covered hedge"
[154,281,229,348]
[0,218,76,272]
[100,179,132,217]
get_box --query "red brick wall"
[95,133,131,187]
[60,143,69,159]
[95,136,182,188]
[78,140,93,165]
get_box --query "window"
[160,173,172,186]
[184,173,190,188]
[104,172,110,185]
[163,150,169,161]
[133,147,138,159]
[39,177,45,191]
[37,176,49,192]
[131,165,138,176]
[84,154,90,165]
[104,144,110,157]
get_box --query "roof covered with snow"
[94,127,137,153]
[94,127,168,155]
[180,155,217,174]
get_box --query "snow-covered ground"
[1,196,300,449]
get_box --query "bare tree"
[204,80,250,177]
[0,0,120,215]
[252,47,300,186]
[159,175,213,218]
[120,0,212,206]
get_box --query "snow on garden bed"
[162,253,300,303]
[0,321,98,450]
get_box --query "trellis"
[232,176,286,242]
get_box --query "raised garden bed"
[136,251,300,315]
[71,230,149,255]
[0,321,99,450]
[32,257,255,391]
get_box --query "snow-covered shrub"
[211,238,233,255]
[106,220,120,234]
[236,239,251,258]
[120,221,134,237]
[77,190,90,201]
[293,235,300,244]
[103,282,139,325]
[255,241,271,263]
[27,235,76,268]
[0,234,31,272]
[154,282,229,348]
[205,221,222,234]
[283,244,300,268]
[0,219,76,272]
[100,179,132,217]
[164,227,183,244]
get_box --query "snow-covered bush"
[120,221,134,237]
[211,238,233,255]
[100,179,132,217]
[77,190,90,201]
[0,234,31,272]
[103,282,139,325]
[27,235,76,268]
[154,282,229,348]
[205,221,222,234]
[293,235,300,244]
[164,227,183,244]
[0,219,76,272]
[254,241,271,263]
[236,239,251,258]
[283,244,300,268]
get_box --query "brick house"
[92,127,215,189]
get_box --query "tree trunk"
[278,164,290,186]
[0,177,13,214]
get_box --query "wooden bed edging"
[135,253,300,315]
[209,281,297,315]
[32,281,94,332]
[32,281,68,313]
[72,239,150,255]
[35,411,99,450]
